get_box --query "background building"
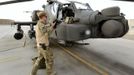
[128,19,134,35]
[0,19,14,25]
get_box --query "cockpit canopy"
[73,2,92,10]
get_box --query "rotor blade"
[0,0,33,5]
[113,0,134,2]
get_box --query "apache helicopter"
[0,0,129,45]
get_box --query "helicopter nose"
[101,20,124,38]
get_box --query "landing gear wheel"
[28,30,35,39]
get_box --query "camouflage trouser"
[31,46,54,75]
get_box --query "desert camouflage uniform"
[31,20,55,75]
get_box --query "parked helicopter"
[0,0,129,45]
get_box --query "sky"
[0,0,134,21]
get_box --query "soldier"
[30,11,56,75]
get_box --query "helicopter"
[0,0,129,45]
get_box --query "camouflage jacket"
[35,20,53,46]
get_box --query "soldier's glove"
[39,43,47,50]
[53,19,61,29]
